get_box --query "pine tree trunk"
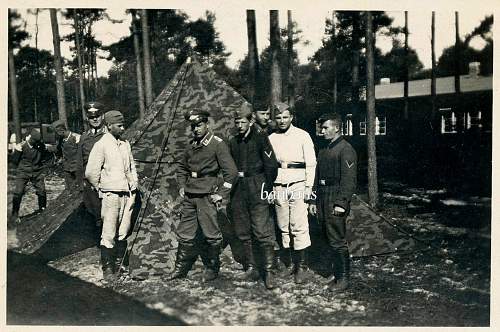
[131,10,146,119]
[351,13,361,136]
[403,11,409,121]
[34,9,40,122]
[269,10,282,118]
[287,10,295,108]
[365,11,378,208]
[141,9,154,107]
[73,10,87,130]
[50,8,67,126]
[8,45,21,141]
[431,12,436,127]
[246,10,259,106]
[331,11,338,108]
[455,11,461,95]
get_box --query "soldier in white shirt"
[268,102,317,284]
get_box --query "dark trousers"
[83,179,101,220]
[13,172,46,197]
[230,176,275,247]
[176,193,222,246]
[63,170,78,190]
[317,189,350,251]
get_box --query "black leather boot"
[242,241,260,281]
[276,248,293,276]
[202,243,221,282]
[37,194,47,212]
[100,245,116,283]
[328,248,350,292]
[262,246,276,290]
[9,194,22,228]
[168,243,197,280]
[114,240,129,273]
[294,249,309,284]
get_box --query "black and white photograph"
[3,0,497,327]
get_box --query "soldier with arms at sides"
[309,113,357,292]
[229,104,279,289]
[268,102,317,284]
[170,109,238,282]
[51,120,81,190]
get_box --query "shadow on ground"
[7,251,186,325]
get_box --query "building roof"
[372,75,492,100]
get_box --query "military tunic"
[176,132,238,246]
[12,139,49,197]
[229,125,278,248]
[76,127,107,219]
[313,136,357,250]
[57,131,81,189]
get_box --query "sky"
[16,7,492,78]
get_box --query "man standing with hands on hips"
[268,102,317,284]
[309,113,357,292]
[85,110,138,283]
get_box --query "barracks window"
[440,108,458,134]
[466,110,482,130]
[342,114,353,136]
[359,116,386,136]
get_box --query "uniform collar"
[279,124,295,136]
[192,131,213,147]
[328,135,344,149]
[237,125,254,141]
[105,132,124,145]
[63,132,72,142]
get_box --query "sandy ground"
[6,171,491,326]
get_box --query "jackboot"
[100,245,116,283]
[276,248,293,276]
[202,243,221,282]
[168,243,197,280]
[294,249,309,284]
[242,241,260,281]
[37,194,47,212]
[9,194,22,229]
[114,240,129,274]
[262,246,276,290]
[328,248,350,292]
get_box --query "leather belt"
[319,179,338,186]
[237,168,264,177]
[190,171,218,178]
[279,162,306,169]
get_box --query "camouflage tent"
[122,57,248,279]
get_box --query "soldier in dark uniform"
[9,128,49,227]
[309,113,357,292]
[251,105,288,273]
[51,120,81,190]
[170,109,238,282]
[229,105,279,289]
[76,102,107,227]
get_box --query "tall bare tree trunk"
[351,13,361,136]
[331,11,338,108]
[403,11,409,121]
[93,46,99,96]
[50,8,68,126]
[269,10,282,118]
[131,10,146,119]
[286,10,295,108]
[34,9,40,122]
[246,10,259,107]
[431,12,436,128]
[73,10,87,130]
[365,11,378,208]
[8,46,21,141]
[141,9,154,107]
[454,11,461,95]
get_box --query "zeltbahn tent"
[9,57,430,279]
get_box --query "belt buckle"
[281,162,288,169]
[191,172,198,178]
[320,179,326,185]
[238,171,245,178]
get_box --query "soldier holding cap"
[51,120,81,189]
[309,113,357,292]
[85,110,138,283]
[76,101,107,227]
[169,109,238,282]
[9,128,50,227]
[228,104,279,289]
[268,102,317,284]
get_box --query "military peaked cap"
[185,109,210,124]
[84,101,105,116]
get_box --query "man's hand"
[333,205,346,216]
[304,186,313,201]
[179,187,185,198]
[210,194,223,204]
[308,203,317,216]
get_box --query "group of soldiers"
[9,99,357,293]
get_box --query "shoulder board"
[213,135,223,142]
